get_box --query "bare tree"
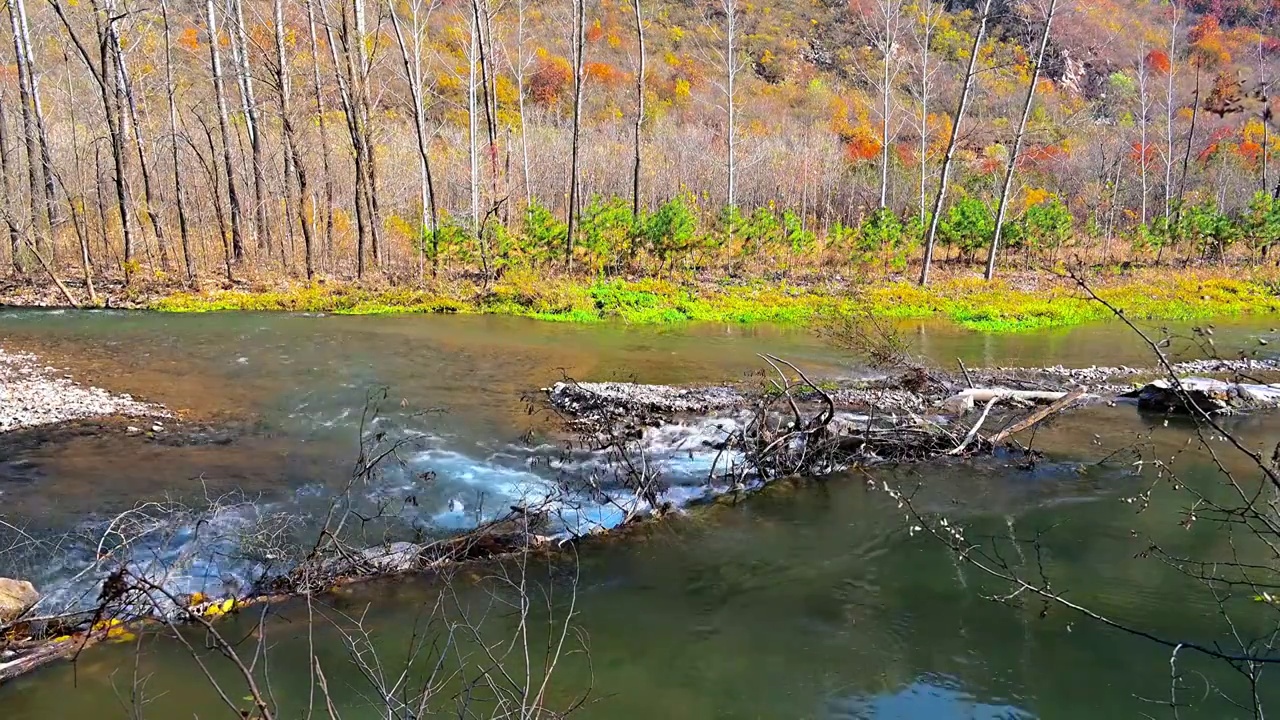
[206,0,247,263]
[160,0,195,283]
[113,27,171,271]
[632,0,646,218]
[1162,5,1179,223]
[228,0,270,256]
[565,0,587,267]
[0,87,21,272]
[984,0,1059,280]
[8,0,47,248]
[507,0,535,211]
[855,0,906,209]
[919,0,993,286]
[48,0,139,274]
[907,0,944,221]
[305,0,337,269]
[1136,48,1152,227]
[272,0,316,279]
[388,0,440,278]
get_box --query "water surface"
[1,309,1277,718]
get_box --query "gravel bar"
[0,347,168,432]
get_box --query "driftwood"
[940,388,1090,415]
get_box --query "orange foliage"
[530,53,573,105]
[1144,49,1171,75]
[179,27,200,51]
[1189,17,1230,67]
[845,127,882,163]
[1240,140,1264,163]
[586,20,604,43]
[585,61,625,87]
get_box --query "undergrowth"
[149,268,1280,333]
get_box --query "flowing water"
[1,309,1279,718]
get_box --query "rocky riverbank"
[0,347,168,433]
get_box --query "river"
[0,309,1277,718]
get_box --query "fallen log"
[941,388,1092,415]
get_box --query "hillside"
[1,0,1279,287]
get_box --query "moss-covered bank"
[148,268,1280,333]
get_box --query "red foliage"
[1018,144,1068,172]
[845,133,882,163]
[586,20,604,43]
[1144,49,1171,75]
[1197,126,1234,164]
[1130,141,1157,166]
[530,55,573,105]
[894,142,916,166]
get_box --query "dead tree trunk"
[984,0,1057,280]
[920,0,993,286]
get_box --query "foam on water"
[25,415,755,618]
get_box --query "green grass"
[149,270,1280,334]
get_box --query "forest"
[2,0,1280,293]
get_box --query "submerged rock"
[0,578,39,624]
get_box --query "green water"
[0,309,1278,718]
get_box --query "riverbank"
[5,266,1280,332]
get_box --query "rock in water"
[1132,378,1280,414]
[0,578,39,624]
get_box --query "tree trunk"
[388,0,440,279]
[207,0,246,263]
[113,34,171,272]
[161,0,195,284]
[919,0,992,286]
[275,0,316,280]
[0,88,21,273]
[7,0,46,248]
[229,0,269,256]
[565,0,586,268]
[13,0,57,250]
[632,0,646,220]
[321,0,370,278]
[985,0,1056,281]
[306,0,337,270]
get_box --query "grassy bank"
[147,267,1280,333]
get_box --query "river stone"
[1133,377,1280,414]
[0,578,39,624]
